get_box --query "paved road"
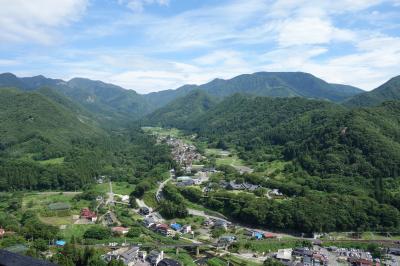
[136,198,152,212]
[106,181,114,205]
[156,176,172,202]
[188,209,229,223]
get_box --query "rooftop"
[0,249,57,266]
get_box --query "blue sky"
[0,0,399,93]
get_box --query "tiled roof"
[0,249,57,266]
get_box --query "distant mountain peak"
[344,74,400,107]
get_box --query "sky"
[0,0,399,93]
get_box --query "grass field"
[143,189,158,208]
[254,160,289,180]
[61,224,95,241]
[142,127,183,137]
[323,232,400,241]
[22,192,88,212]
[166,250,197,266]
[142,126,197,145]
[39,215,74,226]
[205,148,246,168]
[223,254,262,266]
[22,192,91,230]
[37,157,65,165]
[93,182,134,195]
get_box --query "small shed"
[55,240,66,247]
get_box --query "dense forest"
[0,88,174,191]
[144,89,400,233]
[142,90,217,128]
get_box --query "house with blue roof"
[254,232,263,240]
[170,223,182,231]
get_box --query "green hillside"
[146,72,363,107]
[169,95,400,232]
[186,95,400,189]
[187,94,338,145]
[65,78,151,122]
[0,88,173,191]
[0,88,104,158]
[344,75,400,107]
[143,90,217,128]
[0,72,364,121]
[0,73,152,124]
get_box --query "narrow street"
[105,181,114,205]
[155,176,172,202]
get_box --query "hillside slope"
[184,95,400,198]
[344,75,400,107]
[145,72,364,107]
[0,73,151,123]
[0,88,104,158]
[143,90,217,128]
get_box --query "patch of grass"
[223,254,262,266]
[22,192,91,220]
[143,189,158,208]
[37,157,65,165]
[93,182,134,195]
[61,224,95,241]
[142,126,196,145]
[39,215,73,226]
[254,160,289,180]
[234,239,311,253]
[207,257,226,266]
[166,250,196,266]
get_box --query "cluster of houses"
[275,247,329,266]
[103,247,181,266]
[142,216,192,237]
[274,246,385,266]
[162,136,203,172]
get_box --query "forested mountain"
[0,88,104,158]
[0,73,150,123]
[143,90,217,128]
[146,72,363,105]
[164,95,400,232]
[344,75,400,107]
[185,95,400,180]
[65,78,150,121]
[0,86,174,191]
[143,84,198,109]
[0,72,364,122]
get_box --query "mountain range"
[1,70,399,162]
[1,70,400,233]
[0,71,367,124]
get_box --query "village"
[1,128,399,266]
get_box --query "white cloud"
[1,0,399,93]
[118,0,169,12]
[0,0,88,44]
